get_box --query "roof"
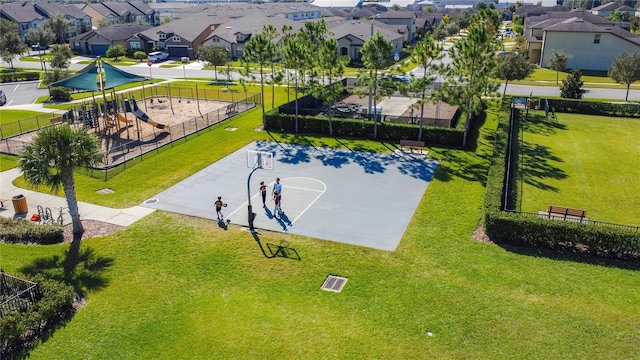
[83,3,117,18]
[0,2,45,23]
[326,19,404,42]
[379,10,416,19]
[127,1,154,15]
[139,13,216,43]
[543,17,640,46]
[101,1,144,17]
[206,13,303,44]
[591,2,631,12]
[35,3,88,20]
[309,0,363,7]
[69,23,150,42]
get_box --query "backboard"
[246,150,274,170]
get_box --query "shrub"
[49,87,71,102]
[265,110,464,147]
[0,217,63,245]
[0,72,40,83]
[0,275,75,357]
[133,51,147,62]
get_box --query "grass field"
[2,94,640,359]
[519,111,640,225]
[0,109,59,138]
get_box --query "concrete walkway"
[0,168,155,226]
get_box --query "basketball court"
[140,141,438,251]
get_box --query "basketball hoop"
[246,150,274,232]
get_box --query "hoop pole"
[247,153,262,232]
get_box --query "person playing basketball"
[214,196,227,221]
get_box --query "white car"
[148,51,169,63]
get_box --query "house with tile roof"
[69,23,150,57]
[591,2,637,17]
[202,13,304,59]
[0,2,46,42]
[538,17,640,71]
[135,13,219,59]
[327,19,405,60]
[34,2,93,41]
[81,1,158,26]
[525,9,613,64]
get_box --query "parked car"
[391,75,410,84]
[0,90,6,106]
[148,51,170,63]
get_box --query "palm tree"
[19,124,103,242]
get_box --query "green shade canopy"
[50,59,148,91]
[50,60,99,91]
[102,61,148,89]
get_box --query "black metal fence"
[0,272,39,318]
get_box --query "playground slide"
[129,99,167,129]
[115,113,133,125]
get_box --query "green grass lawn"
[0,109,59,138]
[519,111,640,225]
[2,97,640,358]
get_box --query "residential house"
[0,2,45,42]
[378,10,417,41]
[202,13,303,59]
[327,19,405,60]
[591,2,637,18]
[81,1,158,26]
[525,9,615,64]
[538,18,640,71]
[69,23,150,56]
[34,2,93,41]
[135,13,218,59]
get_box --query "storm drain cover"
[144,198,159,205]
[97,188,115,195]
[321,275,348,293]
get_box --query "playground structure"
[0,84,260,169]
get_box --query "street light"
[368,14,380,120]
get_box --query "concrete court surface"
[140,141,438,251]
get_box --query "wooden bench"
[400,139,426,153]
[539,205,588,222]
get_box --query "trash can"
[11,194,28,214]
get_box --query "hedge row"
[0,72,41,83]
[483,98,640,260]
[0,218,63,245]
[265,111,464,147]
[547,98,640,117]
[0,276,75,357]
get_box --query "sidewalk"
[0,168,155,226]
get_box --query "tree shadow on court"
[520,142,567,192]
[20,243,114,297]
[255,139,312,165]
